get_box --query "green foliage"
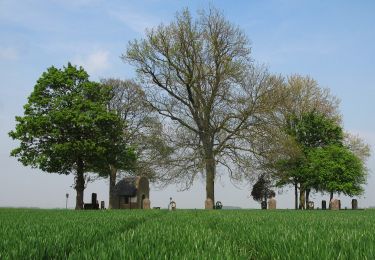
[1,208,375,259]
[286,111,344,151]
[306,145,366,196]
[276,111,366,197]
[276,111,342,187]
[9,63,136,176]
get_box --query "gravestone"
[338,200,341,210]
[91,193,97,204]
[143,198,151,209]
[352,199,358,209]
[268,198,276,209]
[307,201,314,210]
[100,201,105,209]
[205,198,214,209]
[170,201,176,211]
[215,201,223,210]
[330,199,340,210]
[322,200,327,210]
[261,201,267,210]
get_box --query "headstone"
[330,199,340,210]
[100,201,105,209]
[322,200,327,210]
[215,201,223,210]
[307,201,314,210]
[170,201,176,211]
[268,198,276,209]
[352,199,358,209]
[91,193,97,205]
[338,200,341,210]
[143,198,151,209]
[205,198,214,209]
[261,201,267,210]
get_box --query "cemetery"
[1,1,374,259]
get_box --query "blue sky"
[1,0,374,209]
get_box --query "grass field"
[0,208,374,259]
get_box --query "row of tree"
[251,99,369,208]
[10,7,370,209]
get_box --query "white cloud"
[0,46,18,61]
[73,50,110,76]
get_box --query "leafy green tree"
[286,111,343,150]
[275,111,369,208]
[252,75,341,209]
[276,111,344,209]
[9,63,135,209]
[306,145,367,201]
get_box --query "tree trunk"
[75,159,85,210]
[306,188,310,206]
[299,188,305,210]
[205,156,215,209]
[108,165,117,209]
[329,191,334,209]
[294,182,298,210]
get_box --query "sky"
[1,0,374,209]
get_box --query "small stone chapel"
[113,176,150,209]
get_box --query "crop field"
[0,208,374,259]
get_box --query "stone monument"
[143,198,151,209]
[352,199,358,210]
[205,198,214,209]
[321,200,327,210]
[268,198,276,209]
[170,201,176,211]
[330,199,340,210]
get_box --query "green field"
[1,208,374,259]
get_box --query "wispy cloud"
[0,46,19,61]
[73,50,110,76]
[109,8,159,34]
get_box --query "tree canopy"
[9,63,136,209]
[124,7,280,207]
[251,174,275,203]
[274,111,368,208]
[306,144,366,197]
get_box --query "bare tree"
[124,7,280,208]
[102,79,173,209]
